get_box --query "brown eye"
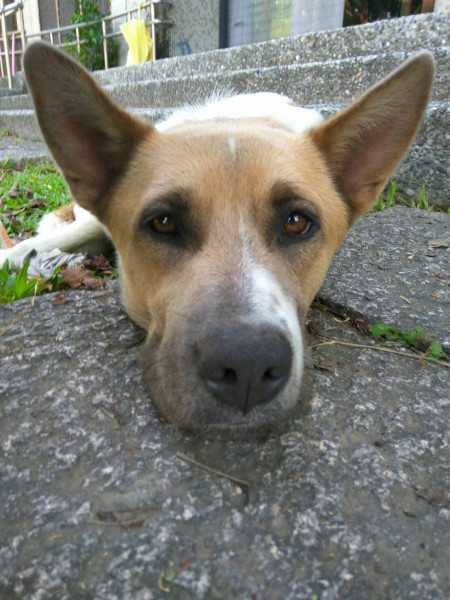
[151,214,177,235]
[283,211,311,236]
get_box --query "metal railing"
[0,1,171,88]
[0,0,26,88]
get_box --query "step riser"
[1,106,446,209]
[2,48,447,112]
[94,13,448,86]
[107,50,449,109]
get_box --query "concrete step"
[93,12,448,87]
[105,48,449,108]
[0,107,171,141]
[2,47,447,113]
[0,72,26,98]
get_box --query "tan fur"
[23,43,434,430]
[54,202,76,223]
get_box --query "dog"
[1,43,434,431]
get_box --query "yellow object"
[120,4,153,65]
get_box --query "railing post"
[49,31,54,45]
[76,25,80,54]
[18,4,26,53]
[102,20,108,70]
[0,0,12,88]
[150,1,156,61]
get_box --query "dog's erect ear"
[310,52,434,221]
[24,42,152,217]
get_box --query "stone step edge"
[93,12,448,85]
[1,47,448,112]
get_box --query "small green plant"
[65,0,119,71]
[373,183,433,212]
[373,182,397,211]
[369,322,447,361]
[0,260,64,303]
[0,160,70,237]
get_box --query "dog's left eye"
[148,214,178,236]
[283,211,312,236]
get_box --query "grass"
[369,322,447,361]
[0,157,71,238]
[0,259,64,303]
[372,182,433,212]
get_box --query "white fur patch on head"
[157,92,323,134]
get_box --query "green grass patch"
[0,259,64,303]
[369,322,447,361]
[373,183,433,212]
[0,158,71,238]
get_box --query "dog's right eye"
[147,214,178,236]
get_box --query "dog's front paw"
[0,241,36,271]
[0,247,14,270]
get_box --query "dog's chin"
[140,339,313,438]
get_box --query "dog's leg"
[0,206,110,271]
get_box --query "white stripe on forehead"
[228,136,237,158]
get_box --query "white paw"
[0,240,38,271]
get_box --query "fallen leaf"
[307,319,324,338]
[61,265,105,289]
[427,238,448,249]
[111,406,125,426]
[364,294,374,301]
[82,254,111,272]
[179,558,194,568]
[60,265,84,288]
[313,362,333,372]
[28,198,46,209]
[51,294,70,306]
[349,316,370,336]
[431,293,443,299]
[96,509,146,528]
[414,486,448,507]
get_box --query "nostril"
[263,367,280,382]
[206,367,237,384]
[223,368,237,384]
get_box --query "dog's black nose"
[196,325,293,413]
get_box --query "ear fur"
[23,42,152,218]
[309,52,435,221]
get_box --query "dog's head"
[24,44,434,431]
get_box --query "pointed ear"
[309,52,434,221]
[23,42,153,218]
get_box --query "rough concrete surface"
[0,136,50,169]
[1,208,449,599]
[319,207,449,349]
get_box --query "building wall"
[110,0,220,61]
